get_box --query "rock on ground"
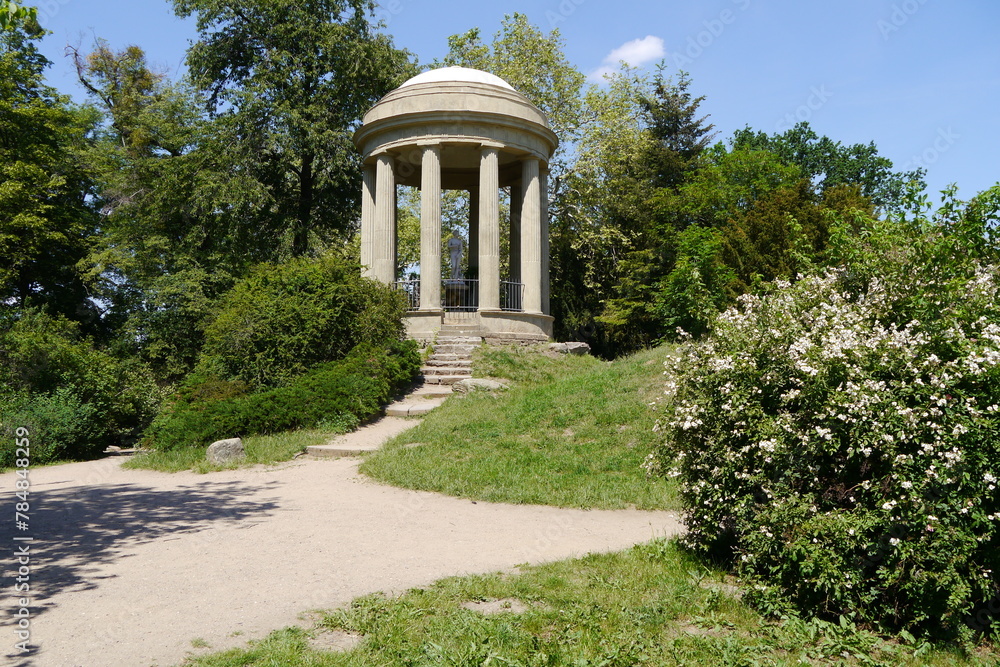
[207,437,246,464]
[454,378,510,393]
[549,342,591,356]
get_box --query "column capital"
[477,141,504,152]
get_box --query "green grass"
[182,537,995,666]
[359,344,679,510]
[123,429,335,473]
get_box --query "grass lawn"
[360,344,679,510]
[184,538,991,666]
[123,429,334,473]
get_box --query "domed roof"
[400,66,515,91]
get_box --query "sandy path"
[1,452,682,667]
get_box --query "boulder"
[453,378,509,393]
[206,438,246,465]
[549,342,591,356]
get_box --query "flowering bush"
[651,186,1000,640]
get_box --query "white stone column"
[361,164,376,278]
[509,184,522,285]
[419,144,442,311]
[520,158,542,314]
[373,153,396,284]
[478,146,501,311]
[541,168,551,315]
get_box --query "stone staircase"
[422,326,482,386]
[384,326,482,417]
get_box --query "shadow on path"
[0,476,281,664]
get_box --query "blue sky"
[33,0,999,200]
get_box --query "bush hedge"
[199,254,408,390]
[0,310,161,466]
[144,341,421,450]
[651,186,1000,641]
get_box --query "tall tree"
[549,66,655,351]
[73,42,263,379]
[0,12,99,330]
[642,70,716,190]
[173,0,416,256]
[731,122,924,211]
[594,70,716,352]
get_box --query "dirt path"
[1,450,683,667]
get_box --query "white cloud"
[606,36,666,66]
[588,35,665,83]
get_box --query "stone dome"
[354,67,557,174]
[399,66,515,91]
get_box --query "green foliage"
[0,1,36,30]
[652,186,1000,640]
[174,0,416,255]
[73,42,271,378]
[657,145,803,230]
[145,341,420,450]
[550,68,660,353]
[654,226,735,339]
[0,16,101,331]
[577,70,717,353]
[642,69,717,190]
[0,310,161,462]
[200,254,408,390]
[0,389,97,466]
[731,122,925,211]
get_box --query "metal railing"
[396,279,525,313]
[394,280,420,311]
[443,279,478,311]
[501,281,524,312]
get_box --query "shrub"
[0,310,161,460]
[145,341,421,450]
[200,254,408,390]
[0,389,98,466]
[651,186,1000,641]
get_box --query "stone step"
[434,344,477,355]
[423,374,471,386]
[421,366,471,377]
[386,397,448,417]
[424,359,472,368]
[410,386,454,399]
[426,353,462,362]
[436,336,482,344]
